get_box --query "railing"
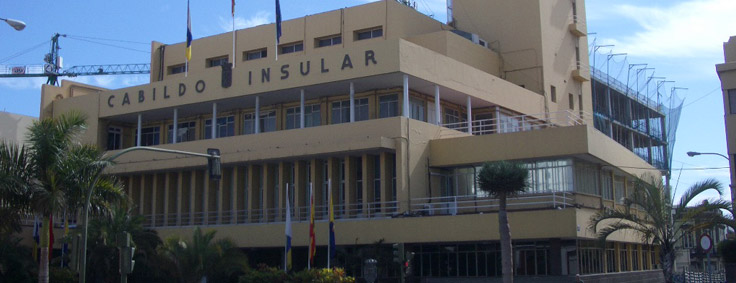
[441,110,589,136]
[410,191,572,216]
[590,67,663,113]
[674,270,726,283]
[136,192,573,228]
[20,212,78,228]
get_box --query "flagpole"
[308,182,313,270]
[327,179,331,269]
[231,0,236,69]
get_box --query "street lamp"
[686,151,734,223]
[687,151,729,160]
[78,146,221,283]
[0,17,26,31]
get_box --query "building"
[39,0,667,281]
[718,36,736,207]
[0,111,37,145]
[673,204,730,273]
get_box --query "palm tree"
[477,161,530,283]
[0,141,32,235]
[159,227,248,283]
[589,177,727,283]
[0,111,125,283]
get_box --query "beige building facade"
[39,0,663,280]
[718,36,736,205]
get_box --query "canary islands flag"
[186,0,192,61]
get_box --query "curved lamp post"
[0,17,26,31]
[78,146,220,283]
[686,151,734,217]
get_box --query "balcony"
[440,110,589,136]
[569,16,587,37]
[138,191,574,228]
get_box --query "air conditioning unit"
[471,34,488,48]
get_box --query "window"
[204,116,235,139]
[243,113,255,135]
[614,177,625,204]
[331,100,350,124]
[355,27,383,40]
[285,104,321,129]
[444,108,462,126]
[729,89,736,114]
[550,85,557,102]
[279,42,303,54]
[569,93,575,109]
[316,35,342,47]
[410,97,425,121]
[355,98,369,121]
[206,56,228,68]
[378,94,399,118]
[260,111,277,132]
[107,127,122,150]
[601,171,613,200]
[169,64,186,74]
[244,49,267,61]
[574,162,599,195]
[524,159,573,193]
[168,121,196,143]
[136,126,160,146]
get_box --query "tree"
[589,177,727,283]
[0,111,125,283]
[159,227,248,283]
[477,161,530,283]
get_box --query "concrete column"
[402,74,409,117]
[300,89,305,129]
[216,170,223,224]
[138,176,145,216]
[495,106,501,134]
[151,174,158,227]
[350,82,355,122]
[466,96,473,134]
[136,113,142,146]
[293,161,309,216]
[310,159,324,213]
[434,85,441,125]
[211,103,217,139]
[263,164,275,222]
[380,152,392,213]
[247,165,261,222]
[255,96,261,133]
[163,172,170,226]
[396,135,409,213]
[176,171,183,226]
[279,162,289,221]
[327,157,340,217]
[363,154,375,216]
[231,167,238,224]
[345,156,357,216]
[172,108,178,144]
[203,172,210,225]
[189,171,195,225]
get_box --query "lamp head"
[687,151,700,157]
[2,18,26,31]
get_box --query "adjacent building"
[38,0,670,281]
[718,36,736,208]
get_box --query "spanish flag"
[285,184,292,272]
[186,0,192,61]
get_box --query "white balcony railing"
[442,110,589,136]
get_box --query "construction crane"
[0,33,150,85]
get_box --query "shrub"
[239,265,355,283]
[718,239,736,263]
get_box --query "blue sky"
[1,0,734,205]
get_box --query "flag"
[285,184,292,272]
[231,0,235,16]
[308,183,316,268]
[275,0,282,61]
[328,180,336,266]
[275,0,282,43]
[32,216,39,261]
[186,0,192,61]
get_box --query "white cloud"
[219,11,271,32]
[604,0,736,58]
[0,77,47,90]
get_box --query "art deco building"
[718,36,736,205]
[38,0,668,281]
